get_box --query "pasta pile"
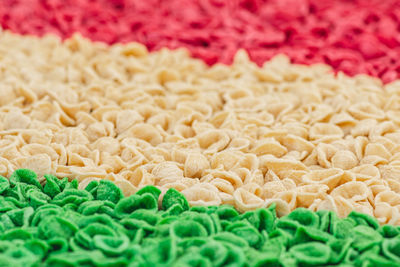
[2,31,400,225]
[2,0,400,83]
[1,169,399,266]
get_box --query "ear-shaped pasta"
[0,157,14,177]
[375,136,399,155]
[330,138,353,151]
[348,102,385,120]
[273,191,298,212]
[351,136,368,162]
[209,170,243,189]
[3,109,31,130]
[374,202,400,225]
[375,191,400,206]
[259,155,307,177]
[304,103,334,124]
[241,111,275,127]
[265,102,294,120]
[386,110,400,126]
[121,150,147,171]
[91,137,120,155]
[120,123,163,146]
[265,199,291,217]
[329,112,357,135]
[68,164,109,180]
[159,182,188,195]
[20,144,59,161]
[99,153,126,173]
[387,179,400,194]
[116,110,143,134]
[262,181,288,199]
[182,184,221,206]
[209,111,236,129]
[210,177,235,197]
[351,119,378,137]
[331,150,358,170]
[316,195,354,218]
[315,143,338,168]
[0,140,21,161]
[196,130,230,153]
[0,86,17,107]
[251,138,287,157]
[363,179,388,198]
[276,169,307,185]
[116,41,148,57]
[302,149,318,166]
[369,121,395,140]
[123,167,155,187]
[364,142,392,161]
[238,154,259,171]
[67,143,93,159]
[85,122,110,142]
[13,154,53,179]
[174,138,200,150]
[227,137,250,152]
[75,111,97,128]
[54,164,73,178]
[223,88,252,103]
[360,155,388,166]
[330,181,372,202]
[281,134,314,154]
[233,187,265,212]
[352,201,374,217]
[210,151,242,170]
[152,161,183,181]
[67,151,95,167]
[281,122,309,139]
[178,101,213,120]
[302,168,344,190]
[8,31,400,222]
[184,152,210,178]
[156,68,180,85]
[240,169,263,187]
[258,127,287,141]
[309,123,343,141]
[147,112,173,132]
[296,184,329,207]
[227,96,267,113]
[351,164,381,181]
[179,177,199,188]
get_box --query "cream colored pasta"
[2,31,400,224]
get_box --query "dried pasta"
[2,30,400,224]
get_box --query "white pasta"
[2,30,400,224]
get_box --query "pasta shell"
[184,152,210,178]
[251,138,287,157]
[302,168,344,190]
[330,181,372,202]
[331,150,358,170]
[233,187,265,212]
[309,123,343,141]
[348,102,385,120]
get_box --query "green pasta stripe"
[0,169,399,267]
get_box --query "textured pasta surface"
[0,169,399,266]
[2,31,400,224]
[2,0,400,83]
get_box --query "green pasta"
[0,169,399,267]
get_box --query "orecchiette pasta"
[2,30,400,224]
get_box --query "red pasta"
[1,0,400,82]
